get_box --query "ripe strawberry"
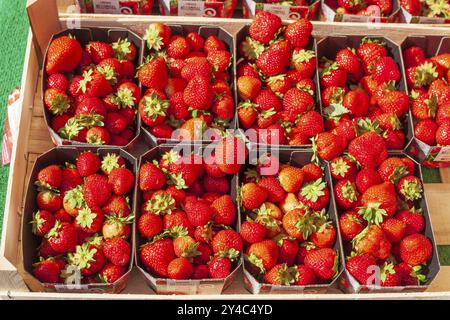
[139,162,166,191]
[108,167,134,195]
[75,206,104,234]
[396,208,425,236]
[403,46,426,68]
[31,210,55,237]
[314,132,346,161]
[256,42,289,77]
[211,229,242,258]
[277,166,304,194]
[359,182,397,224]
[346,253,377,285]
[138,92,169,127]
[44,88,71,115]
[211,195,236,226]
[102,214,132,239]
[348,132,388,168]
[37,190,62,212]
[140,238,174,277]
[282,208,310,240]
[167,35,190,59]
[339,210,365,241]
[77,70,113,98]
[167,257,194,280]
[208,256,232,279]
[36,165,63,190]
[76,152,101,178]
[138,213,163,238]
[296,265,317,285]
[304,248,338,281]
[353,225,392,260]
[33,259,62,283]
[100,263,126,283]
[203,35,226,53]
[183,76,214,111]
[397,175,423,201]
[249,11,282,44]
[436,120,450,145]
[400,234,432,266]
[284,18,312,48]
[355,167,382,194]
[85,126,109,145]
[320,63,347,88]
[378,157,408,184]
[357,39,387,69]
[264,263,298,285]
[237,76,262,100]
[372,56,401,85]
[46,36,82,75]
[138,57,168,90]
[257,177,286,203]
[143,23,171,51]
[381,218,407,243]
[336,47,361,74]
[240,221,267,244]
[67,243,105,276]
[184,198,214,227]
[302,163,324,183]
[246,239,279,273]
[185,32,204,51]
[343,89,370,118]
[212,94,234,121]
[46,221,78,253]
[214,137,247,174]
[334,179,359,210]
[173,235,200,259]
[86,41,114,64]
[274,238,298,266]
[83,174,112,208]
[103,195,131,217]
[377,90,409,117]
[291,49,316,79]
[330,156,357,180]
[103,237,131,267]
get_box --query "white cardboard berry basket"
[1,0,450,299]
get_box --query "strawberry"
[214,137,247,174]
[184,198,214,226]
[103,195,131,217]
[282,208,311,240]
[102,214,132,239]
[378,90,409,117]
[85,127,109,145]
[302,163,324,182]
[139,162,166,191]
[304,248,338,281]
[33,259,62,283]
[264,263,298,285]
[207,50,231,73]
[86,41,114,64]
[77,70,113,98]
[173,235,200,258]
[436,120,450,145]
[310,219,336,249]
[104,112,128,134]
[353,225,391,260]
[212,94,235,121]
[140,238,174,277]
[138,213,163,238]
[211,229,242,258]
[208,256,232,279]
[357,39,387,69]
[257,177,286,203]
[282,87,315,123]
[334,179,359,210]
[138,57,168,90]
[237,76,262,100]
[336,47,361,74]
[143,23,171,51]
[183,76,214,111]
[400,234,432,266]
[83,174,112,208]
[246,239,279,273]
[298,179,330,211]
[348,132,388,168]
[256,42,289,77]
[240,221,267,244]
[203,35,226,53]
[167,35,190,59]
[403,46,426,69]
[138,92,169,127]
[321,86,345,108]
[37,190,62,212]
[167,257,194,280]
[46,36,83,75]
[346,253,377,285]
[75,206,104,235]
[108,167,134,195]
[46,221,78,253]
[249,11,282,45]
[314,132,346,161]
[359,182,397,224]
[381,218,406,243]
[36,164,63,190]
[397,175,423,201]
[275,237,298,266]
[150,123,174,139]
[355,167,382,194]
[51,114,71,133]
[396,208,425,236]
[377,157,408,184]
[186,32,204,51]
[343,89,369,118]
[284,18,312,48]
[436,104,450,126]
[163,211,194,236]
[211,195,236,226]
[103,237,131,267]
[100,263,126,283]
[67,243,105,276]
[291,49,316,79]
[320,62,347,88]
[339,210,365,241]
[31,210,56,237]
[47,74,69,93]
[97,58,123,84]
[295,265,317,285]
[330,156,356,180]
[44,89,71,115]
[278,166,304,193]
[372,57,400,85]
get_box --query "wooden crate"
[1,0,450,299]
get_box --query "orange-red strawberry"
[138,213,163,238]
[284,18,312,48]
[378,90,409,117]
[208,256,232,279]
[167,35,190,59]
[237,75,262,100]
[46,221,78,254]
[203,35,226,53]
[211,229,242,259]
[44,88,71,115]
[103,237,131,267]
[355,167,382,194]
[314,132,346,161]
[46,36,83,75]
[339,210,365,241]
[214,136,247,174]
[353,225,391,260]
[163,211,195,236]
[282,208,312,240]
[211,195,236,226]
[249,11,282,45]
[278,166,304,193]
[240,221,267,244]
[138,57,168,90]
[346,253,377,285]
[436,120,450,145]
[302,163,323,182]
[411,93,437,120]
[212,94,234,120]
[298,178,330,211]
[334,179,359,210]
[108,167,134,195]
[238,103,257,129]
[140,238,175,277]
[86,126,110,145]
[173,235,200,258]
[185,198,214,226]
[246,239,279,273]
[183,76,214,110]
[399,233,432,266]
[264,263,298,285]
[258,176,286,203]
[381,218,407,243]
[37,164,63,190]
[304,248,338,281]
[396,208,425,236]
[348,132,388,168]
[207,50,231,73]
[83,174,112,208]
[100,263,126,283]
[359,182,397,224]
[357,40,387,70]
[168,257,194,280]
[186,32,204,51]
[330,156,357,180]
[377,157,408,184]
[139,162,166,191]
[282,87,315,123]
[241,182,268,210]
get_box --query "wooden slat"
[439,168,450,183]
[424,183,450,246]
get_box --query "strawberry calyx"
[388,165,408,185]
[356,118,383,136]
[101,153,123,174]
[97,65,117,85]
[238,101,257,110]
[292,49,315,65]
[341,181,358,202]
[167,171,188,190]
[294,211,318,240]
[426,0,450,18]
[300,178,326,202]
[246,253,266,274]
[67,243,97,271]
[64,185,85,210]
[400,178,423,201]
[161,150,181,167]
[85,234,104,247]
[34,181,60,194]
[45,220,62,239]
[380,261,395,283]
[241,36,265,61]
[49,93,70,115]
[255,214,281,231]
[116,87,136,108]
[181,241,201,259]
[410,264,427,283]
[320,61,339,77]
[218,248,240,261]
[76,207,98,229]
[112,38,132,60]
[86,132,106,145]
[146,192,176,215]
[296,82,315,96]
[414,62,438,87]
[323,103,350,121]
[77,69,94,94]
[142,93,169,119]
[77,112,105,129]
[331,158,351,178]
[358,203,387,225]
[275,263,299,285]
[423,94,439,118]
[59,117,85,140]
[360,37,386,47]
[30,211,45,235]
[105,213,134,225]
[143,25,165,51]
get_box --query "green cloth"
[0,0,29,235]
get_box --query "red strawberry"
[246,239,279,273]
[212,94,235,120]
[284,18,312,48]
[249,11,282,44]
[36,165,63,190]
[396,208,425,236]
[103,237,131,267]
[298,178,330,211]
[77,70,113,98]
[183,76,214,110]
[103,195,131,218]
[256,41,289,77]
[75,206,104,234]
[208,256,232,279]
[203,35,226,53]
[334,179,359,210]
[214,137,247,174]
[86,41,114,64]
[359,182,397,224]
[378,157,408,184]
[241,182,268,210]
[339,210,365,241]
[292,49,316,79]
[167,35,190,59]
[83,174,112,208]
[355,167,382,194]
[296,265,317,285]
[138,213,163,238]
[31,210,56,237]
[44,89,71,115]
[46,36,82,75]
[37,190,62,212]
[211,229,242,258]
[353,225,392,260]
[320,63,347,88]
[240,221,267,244]
[397,175,423,201]
[304,248,338,281]
[140,238,175,277]
[46,221,78,253]
[381,218,406,243]
[237,76,262,100]
[399,234,432,266]
[378,90,409,117]
[348,132,387,168]
[403,46,426,69]
[343,89,370,118]
[100,263,126,283]
[346,253,377,285]
[336,47,361,74]
[138,57,168,90]
[185,199,214,226]
[168,257,194,280]
[436,120,450,145]
[139,163,166,191]
[211,195,236,226]
[372,57,400,85]
[314,132,346,161]
[330,156,357,180]
[33,259,62,283]
[108,167,134,195]
[264,263,298,285]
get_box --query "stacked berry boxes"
[21,12,440,295]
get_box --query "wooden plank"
[424,183,450,245]
[439,168,450,183]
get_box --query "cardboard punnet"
[235,25,320,149]
[399,7,450,24]
[139,24,238,146]
[242,0,320,20]
[134,143,242,294]
[334,152,441,293]
[320,0,400,22]
[76,0,154,14]
[315,35,415,153]
[240,147,344,294]
[42,27,144,150]
[402,36,450,168]
[20,146,138,293]
[158,0,236,17]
